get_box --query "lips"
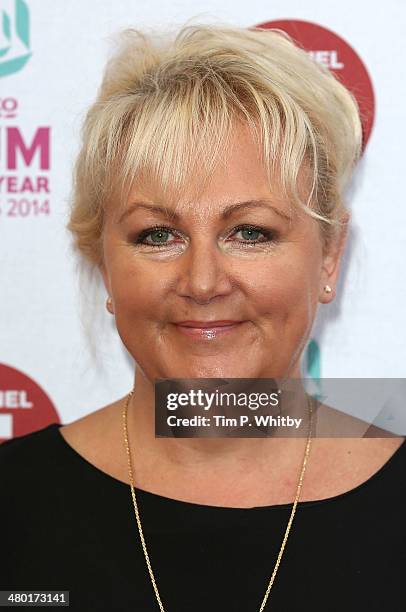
[173,320,246,339]
[175,320,243,328]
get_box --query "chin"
[161,361,274,380]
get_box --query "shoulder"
[0,424,59,476]
[0,403,121,510]
[314,400,403,438]
[0,399,118,482]
[313,401,406,476]
[0,424,64,524]
[58,399,123,456]
[58,399,128,483]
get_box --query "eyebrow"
[117,199,292,224]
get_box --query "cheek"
[119,273,160,302]
[254,256,320,370]
[108,254,168,326]
[106,256,168,360]
[247,253,320,319]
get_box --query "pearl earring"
[324,285,332,293]
[106,297,114,313]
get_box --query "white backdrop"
[1,0,405,440]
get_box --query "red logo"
[0,363,59,442]
[255,19,375,150]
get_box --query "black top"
[1,424,406,612]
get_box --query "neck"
[126,368,312,471]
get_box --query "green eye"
[234,226,268,242]
[135,226,179,247]
[228,224,278,247]
[146,229,171,245]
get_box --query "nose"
[176,236,234,304]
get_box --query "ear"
[319,211,349,304]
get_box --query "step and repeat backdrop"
[1,0,405,440]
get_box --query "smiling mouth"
[173,321,246,339]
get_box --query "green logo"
[0,0,31,78]
[304,338,324,401]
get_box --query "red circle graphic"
[255,19,375,150]
[0,363,59,443]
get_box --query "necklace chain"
[122,389,314,612]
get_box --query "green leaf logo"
[0,0,31,78]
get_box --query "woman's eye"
[136,227,177,247]
[232,226,272,244]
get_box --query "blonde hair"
[67,22,362,266]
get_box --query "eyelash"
[132,224,278,249]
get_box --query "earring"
[106,297,114,313]
[324,285,332,294]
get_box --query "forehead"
[108,123,307,224]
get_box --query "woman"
[1,23,405,612]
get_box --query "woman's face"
[100,124,345,381]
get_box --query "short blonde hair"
[67,23,362,266]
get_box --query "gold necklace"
[122,389,314,611]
